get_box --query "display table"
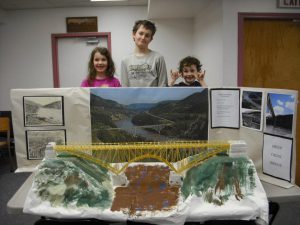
[7,172,300,218]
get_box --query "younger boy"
[169,56,207,87]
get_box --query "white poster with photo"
[263,134,293,182]
[210,89,240,129]
[11,88,91,171]
[240,90,264,131]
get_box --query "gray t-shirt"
[121,50,168,87]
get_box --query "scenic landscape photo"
[90,88,209,143]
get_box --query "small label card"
[263,133,293,182]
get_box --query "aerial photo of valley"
[90,88,208,143]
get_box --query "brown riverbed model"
[111,164,180,215]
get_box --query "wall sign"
[66,17,98,33]
[277,0,300,8]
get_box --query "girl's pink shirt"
[80,77,121,87]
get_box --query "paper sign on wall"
[210,89,240,129]
[263,133,293,182]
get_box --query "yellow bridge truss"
[54,141,230,175]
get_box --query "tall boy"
[121,20,168,87]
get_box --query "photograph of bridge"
[265,92,295,138]
[241,90,263,130]
[90,88,209,143]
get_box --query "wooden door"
[240,14,300,185]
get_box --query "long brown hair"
[87,47,115,85]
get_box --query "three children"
[81,20,207,88]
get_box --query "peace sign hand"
[196,70,205,81]
[169,70,181,86]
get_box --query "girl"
[81,47,121,87]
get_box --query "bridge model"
[45,140,247,175]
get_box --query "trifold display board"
[11,87,298,186]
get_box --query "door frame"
[51,32,111,88]
[237,13,300,86]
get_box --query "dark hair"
[132,20,156,38]
[87,47,115,85]
[178,56,202,73]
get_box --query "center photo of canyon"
[90,87,209,143]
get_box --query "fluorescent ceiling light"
[90,0,128,1]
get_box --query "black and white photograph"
[241,90,263,131]
[26,130,66,160]
[23,96,64,127]
[265,93,296,138]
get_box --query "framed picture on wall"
[66,17,98,33]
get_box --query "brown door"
[240,14,300,185]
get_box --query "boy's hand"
[196,70,205,81]
[196,70,207,87]
[169,70,180,86]
[170,70,180,80]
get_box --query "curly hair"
[87,47,115,85]
[178,56,202,73]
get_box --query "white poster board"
[10,88,92,172]
[10,87,298,186]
